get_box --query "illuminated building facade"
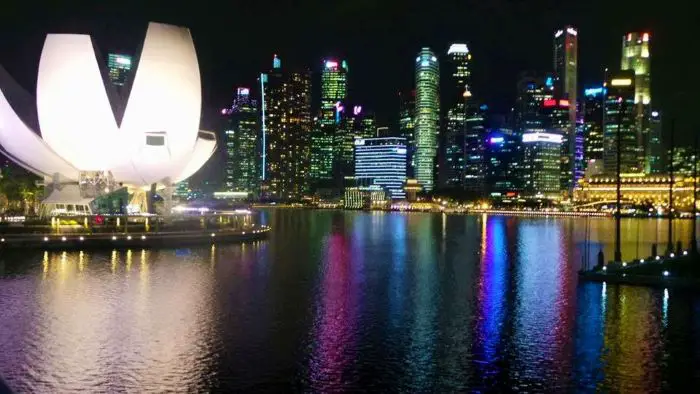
[311,59,348,187]
[553,27,578,192]
[621,32,651,106]
[603,71,640,175]
[648,110,664,174]
[583,87,606,171]
[485,128,521,195]
[621,32,654,173]
[414,48,440,191]
[575,174,698,210]
[344,185,387,209]
[669,147,698,177]
[515,72,555,132]
[222,87,260,197]
[460,104,486,191]
[398,90,415,176]
[522,132,562,197]
[107,53,132,93]
[262,56,312,200]
[541,97,572,191]
[335,106,375,182]
[443,43,483,192]
[354,137,407,199]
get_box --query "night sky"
[0,0,695,143]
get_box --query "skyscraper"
[621,32,651,106]
[648,110,663,174]
[311,59,348,189]
[485,128,521,195]
[107,53,132,88]
[603,71,640,174]
[335,105,375,182]
[354,137,407,200]
[443,43,483,191]
[398,90,415,176]
[621,32,654,173]
[414,48,440,192]
[262,55,312,200]
[583,86,606,172]
[553,26,578,192]
[223,87,260,197]
[541,97,572,192]
[515,72,555,132]
[522,132,563,197]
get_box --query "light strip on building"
[522,132,563,144]
[610,78,632,86]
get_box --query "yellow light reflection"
[111,250,118,274]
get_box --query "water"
[2,210,700,392]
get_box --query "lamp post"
[614,97,623,262]
[692,132,698,253]
[667,120,675,255]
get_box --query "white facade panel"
[0,90,79,180]
[37,34,121,171]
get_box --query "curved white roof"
[37,34,122,171]
[0,22,215,189]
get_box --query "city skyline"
[0,0,692,143]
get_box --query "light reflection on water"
[1,210,700,391]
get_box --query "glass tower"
[621,32,654,173]
[107,53,132,88]
[223,87,260,197]
[398,90,415,177]
[354,137,407,199]
[485,128,521,195]
[311,59,348,188]
[443,43,482,191]
[335,105,376,182]
[648,110,663,174]
[603,71,640,175]
[522,132,563,198]
[553,26,578,192]
[583,87,606,171]
[515,72,555,132]
[107,53,132,99]
[621,32,651,106]
[262,56,312,200]
[414,48,440,192]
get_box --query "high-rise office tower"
[583,86,606,173]
[621,32,653,173]
[414,48,440,192]
[262,55,312,200]
[311,59,348,188]
[443,43,483,191]
[485,128,521,195]
[648,110,663,174]
[515,72,555,132]
[522,132,563,197]
[603,71,640,174]
[553,26,578,191]
[398,90,415,176]
[107,53,132,89]
[621,32,651,106]
[223,87,260,197]
[354,136,407,199]
[335,105,376,181]
[541,97,572,191]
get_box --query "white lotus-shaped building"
[0,22,216,213]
